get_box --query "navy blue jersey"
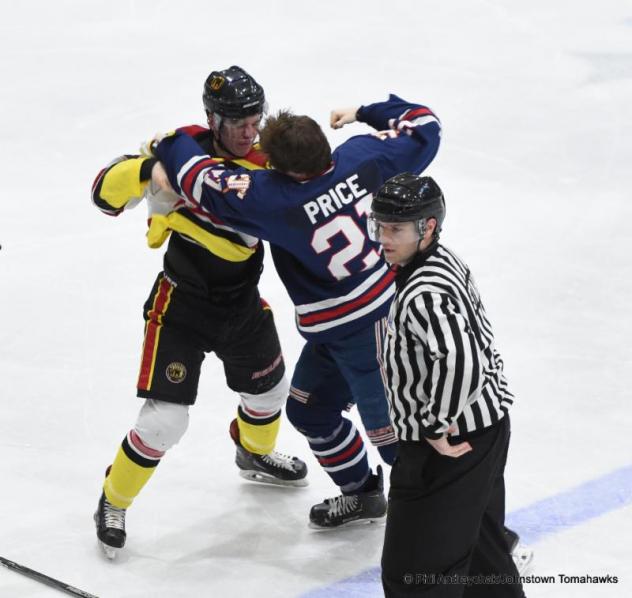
[156,94,441,341]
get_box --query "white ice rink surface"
[1,1,632,596]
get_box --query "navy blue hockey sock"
[307,418,369,493]
[377,441,398,466]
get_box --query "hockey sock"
[236,406,281,455]
[103,430,164,509]
[377,442,398,465]
[366,425,398,466]
[308,418,369,494]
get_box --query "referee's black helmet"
[371,173,445,232]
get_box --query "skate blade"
[512,545,535,575]
[98,540,120,560]
[238,469,309,488]
[308,515,386,531]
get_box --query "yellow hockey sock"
[237,411,281,455]
[103,444,158,509]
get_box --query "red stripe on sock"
[129,430,165,459]
[318,434,363,466]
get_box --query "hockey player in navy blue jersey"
[150,93,440,528]
[151,95,528,564]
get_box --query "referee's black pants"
[381,416,525,597]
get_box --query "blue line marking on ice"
[504,464,632,545]
[300,464,632,598]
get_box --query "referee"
[369,174,526,597]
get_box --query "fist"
[330,106,359,130]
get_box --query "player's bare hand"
[426,433,472,458]
[151,161,173,193]
[330,107,359,129]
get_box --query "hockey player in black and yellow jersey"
[91,66,307,559]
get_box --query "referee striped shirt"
[382,243,515,441]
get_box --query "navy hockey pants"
[286,319,397,491]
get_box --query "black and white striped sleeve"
[407,291,483,439]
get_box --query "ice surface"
[1,1,631,596]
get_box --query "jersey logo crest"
[224,174,251,199]
[371,129,399,141]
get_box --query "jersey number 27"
[310,196,380,280]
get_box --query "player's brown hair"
[259,110,332,177]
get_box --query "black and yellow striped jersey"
[91,126,270,302]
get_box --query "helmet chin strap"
[415,218,441,255]
[417,234,440,258]
[213,131,233,158]
[415,219,427,253]
[207,113,234,158]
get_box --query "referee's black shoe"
[504,527,519,552]
[309,465,386,529]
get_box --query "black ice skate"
[309,465,387,529]
[94,491,126,560]
[229,419,308,487]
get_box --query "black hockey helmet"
[202,65,265,119]
[371,173,445,231]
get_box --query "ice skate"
[94,491,126,560]
[504,528,535,575]
[512,544,534,575]
[229,419,308,487]
[309,465,387,529]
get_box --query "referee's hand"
[426,429,472,458]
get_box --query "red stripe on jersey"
[318,435,363,466]
[137,277,173,391]
[299,269,396,326]
[176,124,209,137]
[186,202,230,226]
[181,158,220,197]
[243,146,269,168]
[402,107,434,120]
